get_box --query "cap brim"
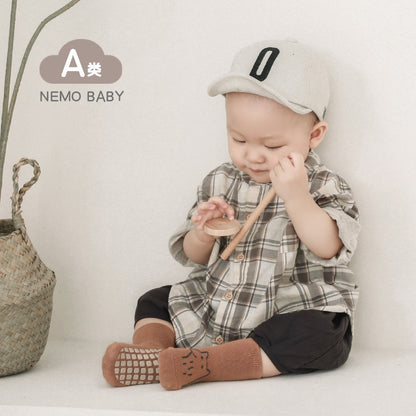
[207,73,312,116]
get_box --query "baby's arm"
[184,197,235,265]
[270,153,342,259]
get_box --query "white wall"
[0,0,415,350]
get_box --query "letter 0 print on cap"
[249,47,280,81]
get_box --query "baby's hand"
[270,152,309,202]
[191,197,235,240]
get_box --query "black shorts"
[135,286,352,374]
[134,285,172,324]
[249,309,352,374]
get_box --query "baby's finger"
[207,197,235,219]
[192,213,213,229]
[207,196,228,208]
[269,166,278,180]
[288,152,304,167]
[278,156,293,171]
[219,204,235,220]
[198,201,217,214]
[225,206,235,220]
[191,214,203,229]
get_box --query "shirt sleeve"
[168,164,234,267]
[301,171,361,266]
[168,203,198,267]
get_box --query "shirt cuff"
[168,218,198,268]
[301,206,361,266]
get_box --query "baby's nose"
[246,148,265,163]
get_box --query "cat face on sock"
[181,349,210,381]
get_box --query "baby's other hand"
[191,197,235,239]
[270,152,309,202]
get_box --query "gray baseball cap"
[208,39,330,121]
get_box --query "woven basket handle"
[11,158,41,233]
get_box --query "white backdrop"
[0,0,415,350]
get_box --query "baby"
[102,39,360,390]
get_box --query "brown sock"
[102,323,175,387]
[132,323,175,349]
[102,342,161,387]
[158,338,263,390]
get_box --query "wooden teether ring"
[204,218,241,237]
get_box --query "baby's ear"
[309,121,328,149]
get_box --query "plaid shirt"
[168,150,360,348]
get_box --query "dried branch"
[0,0,17,167]
[0,0,81,201]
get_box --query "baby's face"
[225,92,317,184]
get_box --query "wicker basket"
[0,158,56,377]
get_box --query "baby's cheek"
[268,150,285,167]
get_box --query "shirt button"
[236,253,245,261]
[223,291,233,301]
[215,335,224,345]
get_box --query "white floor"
[0,338,415,416]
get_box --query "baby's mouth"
[248,167,268,174]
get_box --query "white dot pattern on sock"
[114,347,161,385]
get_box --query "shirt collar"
[304,149,321,176]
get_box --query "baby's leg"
[250,310,352,375]
[157,311,351,390]
[133,318,175,349]
[132,285,175,349]
[158,338,267,390]
[260,349,281,377]
[102,286,174,387]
